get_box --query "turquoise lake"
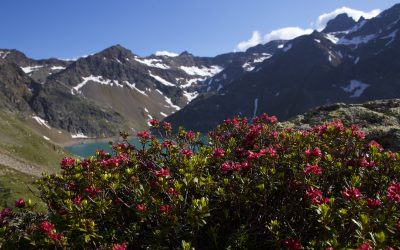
[65,139,142,158]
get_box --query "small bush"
[1,114,400,249]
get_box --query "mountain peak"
[322,13,357,33]
[179,51,194,57]
[97,44,135,58]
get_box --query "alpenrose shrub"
[1,114,400,249]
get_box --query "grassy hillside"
[0,164,44,209]
[0,112,67,173]
[0,111,68,208]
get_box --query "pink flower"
[15,198,25,208]
[155,168,170,177]
[0,208,12,218]
[149,119,159,127]
[283,239,302,250]
[186,130,195,140]
[135,204,146,212]
[137,130,150,140]
[167,187,179,196]
[359,158,376,169]
[356,243,373,250]
[305,147,322,158]
[49,231,64,241]
[342,187,362,200]
[387,182,400,203]
[112,243,128,250]
[221,161,232,172]
[85,186,101,197]
[162,121,171,131]
[39,221,54,233]
[396,220,400,231]
[180,149,193,158]
[306,186,329,205]
[60,157,75,169]
[304,164,322,175]
[366,198,381,208]
[159,204,171,213]
[368,140,383,152]
[213,148,225,158]
[73,195,83,206]
[162,140,175,148]
[241,161,250,170]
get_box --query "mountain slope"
[165,3,400,132]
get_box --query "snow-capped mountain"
[0,44,270,137]
[165,3,400,132]
[1,3,400,138]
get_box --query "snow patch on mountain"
[134,57,170,69]
[242,54,272,71]
[72,75,123,94]
[149,71,175,86]
[324,33,340,44]
[341,80,370,97]
[71,133,88,139]
[252,98,259,119]
[180,78,204,88]
[124,81,148,96]
[32,116,51,129]
[282,43,292,52]
[183,91,198,103]
[180,65,223,77]
[50,66,66,71]
[338,34,377,45]
[0,51,10,59]
[381,30,398,46]
[21,65,44,73]
[164,97,180,111]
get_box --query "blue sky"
[1,0,398,59]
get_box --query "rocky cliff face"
[283,99,400,151]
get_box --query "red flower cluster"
[356,243,373,250]
[186,130,195,140]
[135,204,146,212]
[342,187,362,200]
[112,242,127,250]
[304,164,322,175]
[359,158,376,169]
[60,157,75,169]
[137,130,150,140]
[159,204,171,213]
[283,239,302,250]
[85,186,102,197]
[39,220,63,241]
[162,140,176,148]
[155,168,170,177]
[366,198,381,209]
[387,182,400,203]
[305,147,322,158]
[221,161,244,172]
[73,195,83,206]
[351,125,365,139]
[149,119,159,127]
[15,198,26,208]
[306,186,329,205]
[180,149,193,158]
[213,148,225,158]
[368,140,383,152]
[0,208,12,226]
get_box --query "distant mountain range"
[1,3,400,141]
